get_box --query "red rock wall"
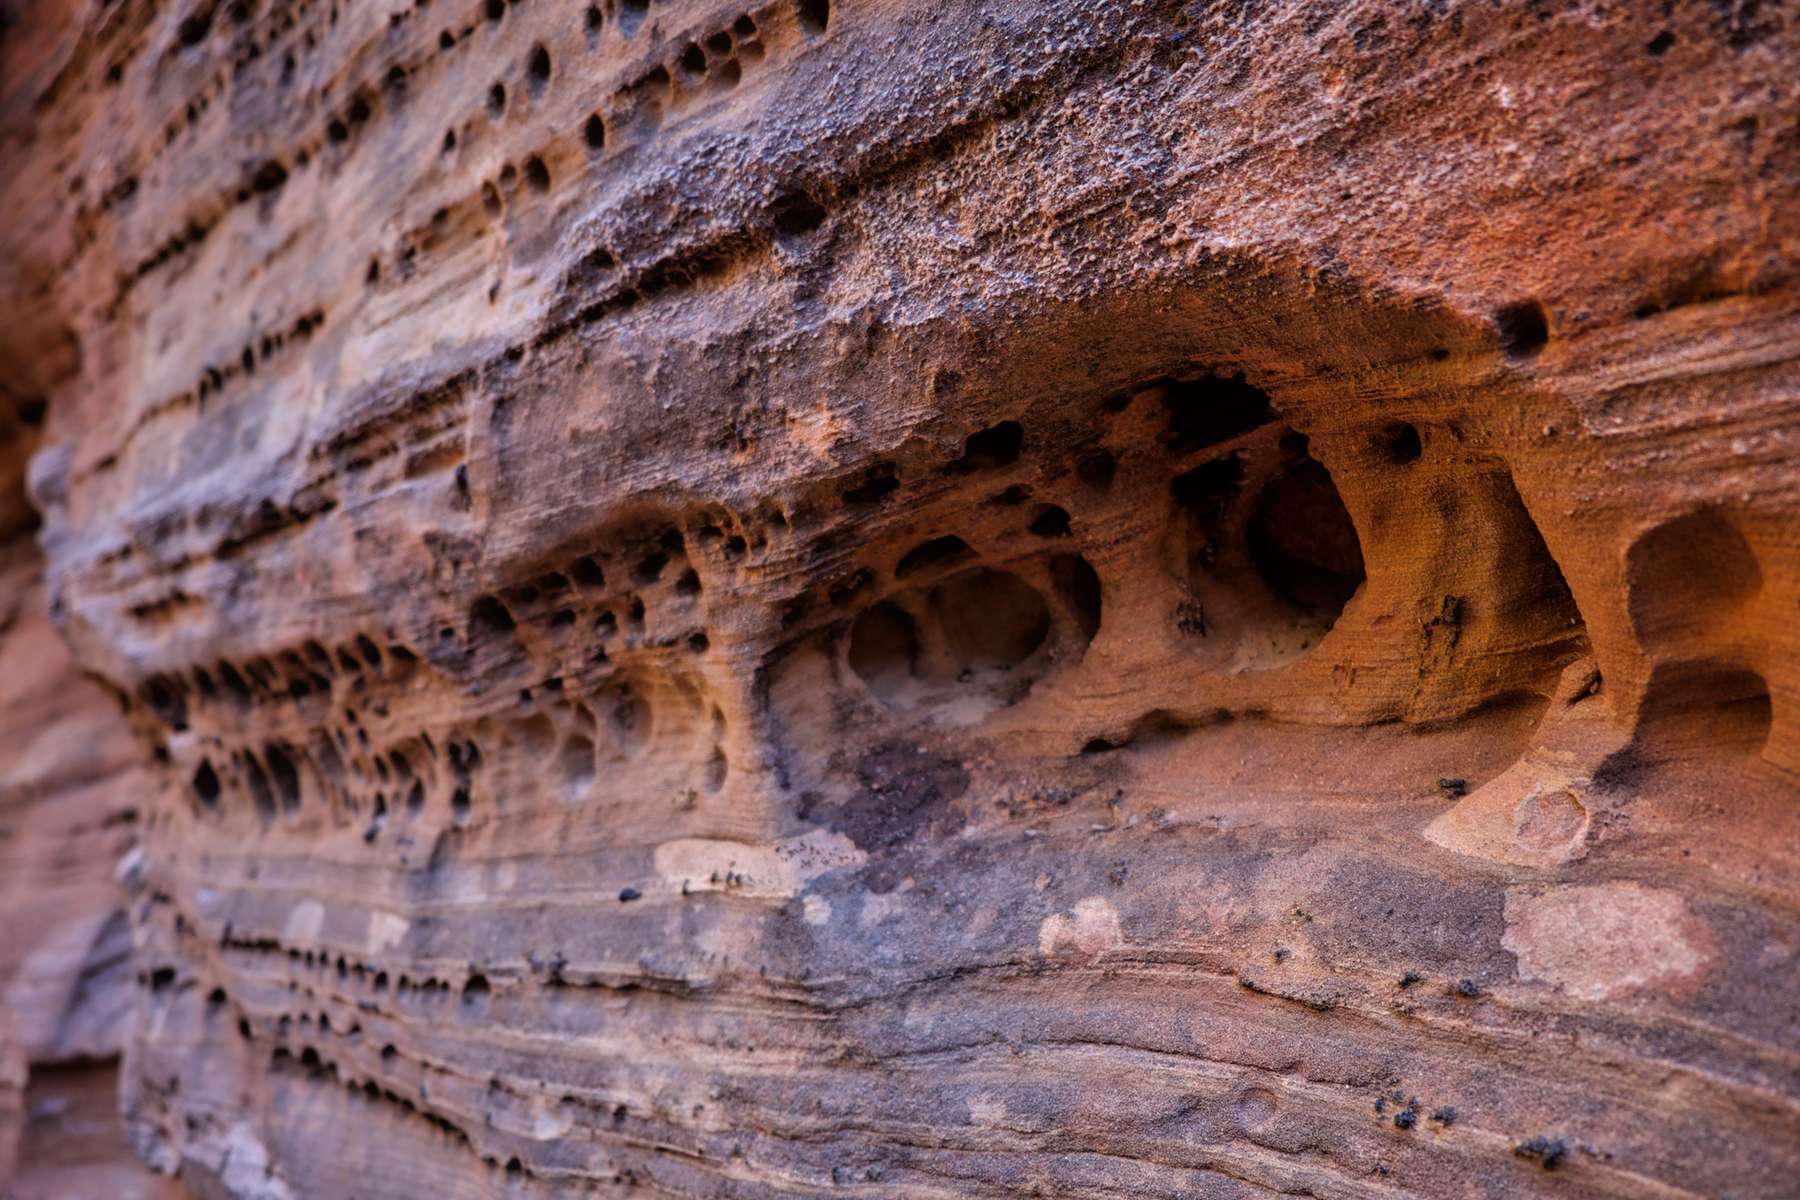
[1,0,1796,1196]
[0,509,182,1194]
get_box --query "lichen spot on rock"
[1038,896,1124,958]
[1503,883,1711,1001]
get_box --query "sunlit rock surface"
[1,0,1797,1196]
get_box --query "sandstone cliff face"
[1,0,1797,1196]
[0,395,179,1194]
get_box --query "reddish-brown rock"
[1,0,1797,1196]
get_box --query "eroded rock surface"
[1,0,1797,1196]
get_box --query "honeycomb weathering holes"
[953,420,1024,472]
[1381,422,1423,465]
[1496,300,1550,358]
[895,535,974,579]
[1246,457,1366,616]
[849,565,1085,717]
[1629,665,1774,763]
[599,679,651,755]
[935,570,1050,672]
[559,733,596,799]
[1171,423,1367,664]
[847,601,918,696]
[1160,374,1275,456]
[1050,554,1102,642]
[192,760,221,809]
[1626,506,1763,648]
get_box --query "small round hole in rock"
[1029,505,1071,538]
[559,734,595,799]
[931,569,1049,673]
[1171,454,1244,526]
[570,555,604,586]
[1382,422,1422,464]
[524,157,551,193]
[251,160,288,194]
[1633,666,1773,763]
[954,420,1023,471]
[772,191,826,238]
[584,113,606,150]
[1625,506,1762,648]
[527,43,551,91]
[1495,301,1549,358]
[179,11,214,46]
[703,747,728,793]
[847,601,919,698]
[193,760,221,809]
[265,745,301,812]
[1161,374,1274,455]
[1077,450,1116,486]
[635,551,668,583]
[599,681,652,754]
[470,595,516,637]
[1245,458,1365,618]
[991,484,1031,506]
[1051,554,1102,641]
[798,0,829,35]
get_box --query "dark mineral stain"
[818,743,969,854]
[1515,1136,1568,1170]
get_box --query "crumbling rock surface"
[1,0,1797,1196]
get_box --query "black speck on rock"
[618,886,642,902]
[1515,1136,1568,1170]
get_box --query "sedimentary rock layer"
[0,0,1796,1196]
